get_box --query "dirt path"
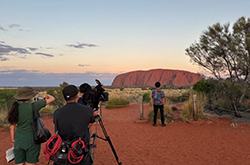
[1,103,250,165]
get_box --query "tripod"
[90,114,122,165]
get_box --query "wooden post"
[193,95,197,121]
[139,96,143,120]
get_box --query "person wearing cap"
[53,85,97,165]
[151,81,166,127]
[7,86,55,165]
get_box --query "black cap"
[63,85,79,100]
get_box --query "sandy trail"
[1,103,250,165]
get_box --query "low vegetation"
[181,92,207,122]
[0,84,207,129]
[142,92,151,103]
[105,96,130,109]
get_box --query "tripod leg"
[90,118,98,164]
[97,116,122,165]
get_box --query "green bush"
[166,90,190,102]
[39,105,55,115]
[0,89,17,110]
[0,89,17,129]
[105,96,130,109]
[46,82,68,109]
[0,108,9,129]
[181,92,207,122]
[142,92,151,103]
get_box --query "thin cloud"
[27,47,38,51]
[0,44,54,61]
[78,64,90,67]
[35,52,54,57]
[46,47,54,49]
[0,25,7,31]
[9,24,21,28]
[0,44,31,56]
[0,56,9,61]
[66,42,98,49]
[8,24,28,32]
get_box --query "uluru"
[111,69,202,87]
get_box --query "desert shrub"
[178,90,190,101]
[193,78,211,93]
[0,89,17,110]
[39,105,55,115]
[166,90,190,102]
[166,95,179,102]
[0,106,9,129]
[105,96,130,109]
[126,95,139,103]
[171,106,178,111]
[142,92,151,103]
[181,92,207,122]
[147,101,173,123]
[46,82,68,109]
[0,89,17,129]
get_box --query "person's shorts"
[14,143,41,164]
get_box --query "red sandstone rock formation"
[111,69,202,87]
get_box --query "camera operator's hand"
[93,109,99,116]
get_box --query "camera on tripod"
[82,80,121,165]
[94,79,109,102]
[79,79,109,109]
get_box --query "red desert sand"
[1,103,250,165]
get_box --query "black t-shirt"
[53,102,95,144]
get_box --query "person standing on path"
[151,82,166,127]
[7,86,55,165]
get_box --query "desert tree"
[186,17,250,117]
[46,81,69,109]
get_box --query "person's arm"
[88,109,98,127]
[162,90,165,104]
[162,97,165,104]
[151,91,154,106]
[44,94,55,105]
[10,124,15,145]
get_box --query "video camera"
[94,79,109,102]
[79,79,108,109]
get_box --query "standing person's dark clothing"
[53,85,96,165]
[152,82,166,127]
[53,102,95,145]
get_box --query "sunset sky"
[1,0,250,86]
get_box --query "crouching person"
[53,85,97,165]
